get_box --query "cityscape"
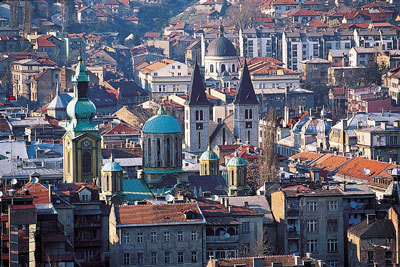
[2,0,400,266]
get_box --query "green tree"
[219,0,228,17]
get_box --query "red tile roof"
[308,19,328,27]
[37,37,56,47]
[144,32,161,38]
[198,200,262,217]
[272,0,299,5]
[336,157,392,181]
[291,8,322,16]
[310,154,349,172]
[19,182,50,205]
[115,203,204,224]
[290,152,322,162]
[125,16,139,21]
[102,123,140,135]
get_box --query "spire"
[110,154,114,163]
[157,105,167,115]
[56,82,60,96]
[185,62,209,106]
[72,56,90,83]
[234,60,259,105]
[218,22,224,37]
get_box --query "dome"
[102,155,123,172]
[200,146,219,161]
[67,98,96,120]
[143,106,182,134]
[227,152,247,167]
[206,36,237,57]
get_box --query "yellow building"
[199,146,220,176]
[63,57,101,183]
[226,152,249,196]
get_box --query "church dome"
[102,155,123,172]
[206,36,237,57]
[200,146,219,161]
[67,98,96,120]
[143,106,182,134]
[226,151,247,167]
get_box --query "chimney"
[380,121,387,130]
[284,106,290,128]
[394,120,400,129]
[340,183,346,191]
[228,206,232,213]
[244,201,249,207]
[367,214,376,225]
[48,184,52,203]
[224,198,229,208]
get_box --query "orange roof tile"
[336,157,392,181]
[308,19,328,27]
[310,154,349,172]
[290,152,322,162]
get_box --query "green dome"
[72,56,90,82]
[67,98,96,120]
[200,146,219,161]
[227,152,247,167]
[143,106,182,134]
[103,155,123,172]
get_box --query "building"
[100,122,141,148]
[233,62,259,146]
[184,62,210,154]
[109,203,206,266]
[347,216,396,267]
[63,58,101,183]
[137,59,192,98]
[301,58,331,85]
[271,185,345,266]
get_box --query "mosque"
[63,41,254,201]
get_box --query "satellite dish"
[362,168,371,175]
[166,194,174,202]
[11,178,17,185]
[211,195,219,201]
[0,191,3,197]
[31,177,39,183]
[224,233,230,239]
[350,200,357,209]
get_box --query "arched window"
[196,110,199,121]
[249,109,253,119]
[248,130,251,143]
[200,110,203,121]
[148,138,152,167]
[107,175,110,191]
[210,64,214,73]
[175,137,179,165]
[232,64,235,72]
[198,132,201,149]
[221,64,226,73]
[66,151,70,174]
[223,128,226,145]
[166,137,171,166]
[156,138,161,167]
[230,170,234,185]
[245,109,249,120]
[82,151,92,173]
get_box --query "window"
[82,151,92,173]
[210,64,214,73]
[390,135,398,145]
[327,239,338,252]
[191,230,198,241]
[165,251,171,263]
[191,251,197,263]
[327,219,338,232]
[123,253,130,265]
[178,251,184,263]
[368,251,374,263]
[137,232,143,243]
[150,232,157,243]
[151,252,157,264]
[123,232,130,244]
[386,251,392,263]
[164,231,170,242]
[327,260,338,267]
[307,220,317,232]
[178,230,184,242]
[307,201,317,212]
[328,200,338,211]
[307,240,318,252]
[137,252,144,265]
[242,222,250,233]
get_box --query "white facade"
[234,104,259,146]
[185,105,210,154]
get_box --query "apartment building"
[271,185,345,266]
[109,203,206,266]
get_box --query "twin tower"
[184,61,259,154]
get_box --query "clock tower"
[63,57,101,183]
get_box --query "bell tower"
[63,57,101,183]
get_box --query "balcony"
[74,222,101,228]
[287,210,299,217]
[206,234,239,243]
[287,230,300,239]
[74,240,102,247]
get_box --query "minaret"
[184,62,210,154]
[233,60,259,146]
[63,57,101,183]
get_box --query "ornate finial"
[157,105,167,115]
[234,150,238,157]
[56,82,60,96]
[207,145,211,151]
[72,56,90,82]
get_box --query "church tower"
[233,61,259,146]
[101,155,124,200]
[184,62,210,154]
[63,57,101,183]
[199,146,219,176]
[226,151,249,196]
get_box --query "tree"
[239,231,274,257]
[219,0,228,18]
[364,62,383,86]
[226,0,263,30]
[259,108,278,184]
